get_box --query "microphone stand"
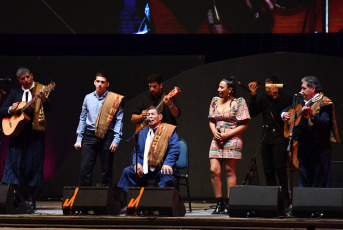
[242,130,266,185]
[134,132,140,184]
[240,81,261,185]
[125,126,146,184]
[285,94,299,217]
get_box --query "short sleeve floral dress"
[208,97,250,159]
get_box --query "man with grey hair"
[0,67,52,212]
[282,76,340,187]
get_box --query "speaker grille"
[229,185,281,217]
[292,187,343,218]
[126,187,185,217]
[62,186,121,215]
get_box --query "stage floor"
[0,201,343,229]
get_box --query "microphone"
[295,92,303,96]
[146,118,153,123]
[0,78,11,83]
[237,81,251,92]
[216,126,224,146]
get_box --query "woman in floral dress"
[208,77,250,214]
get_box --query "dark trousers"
[117,165,177,193]
[261,142,288,186]
[2,129,45,188]
[298,143,331,188]
[80,130,114,187]
[261,142,289,204]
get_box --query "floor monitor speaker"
[292,187,343,218]
[62,186,121,215]
[0,185,28,214]
[228,185,281,217]
[126,187,185,217]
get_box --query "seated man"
[117,107,180,194]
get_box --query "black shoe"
[28,195,36,210]
[28,201,36,210]
[26,199,35,214]
[212,198,224,214]
[26,206,35,214]
[220,199,229,214]
[120,206,127,215]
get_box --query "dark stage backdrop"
[0,53,342,200]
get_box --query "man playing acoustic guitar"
[282,76,340,188]
[131,73,180,132]
[0,67,52,212]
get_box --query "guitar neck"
[296,99,314,117]
[21,94,39,112]
[156,100,164,110]
[152,87,180,112]
[20,82,55,113]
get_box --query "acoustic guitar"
[290,140,299,170]
[2,82,56,137]
[283,93,322,138]
[284,94,322,169]
[135,87,180,132]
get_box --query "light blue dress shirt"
[76,90,124,145]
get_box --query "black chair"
[176,138,192,212]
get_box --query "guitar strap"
[269,109,283,132]
[32,82,47,132]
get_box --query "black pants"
[261,142,289,206]
[79,130,114,187]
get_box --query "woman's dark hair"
[220,76,236,98]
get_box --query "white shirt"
[143,128,155,174]
[21,82,35,102]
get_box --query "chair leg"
[185,178,192,212]
[176,177,180,190]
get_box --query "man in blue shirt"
[74,72,124,187]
